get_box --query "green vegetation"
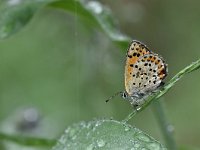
[0,0,199,150]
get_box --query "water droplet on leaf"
[97,139,106,147]
[87,1,103,14]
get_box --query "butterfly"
[106,40,168,107]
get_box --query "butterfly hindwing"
[128,53,167,96]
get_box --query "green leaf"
[49,0,130,48]
[0,0,53,39]
[52,119,167,150]
[0,0,130,47]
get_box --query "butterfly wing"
[124,40,151,96]
[128,53,167,97]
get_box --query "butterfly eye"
[121,92,128,99]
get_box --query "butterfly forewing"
[125,40,152,95]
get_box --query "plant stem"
[0,132,56,147]
[122,109,137,123]
[152,100,177,150]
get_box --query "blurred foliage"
[0,0,200,149]
[0,0,53,39]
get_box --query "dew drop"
[124,126,131,132]
[80,121,87,128]
[71,135,77,140]
[134,143,140,148]
[87,1,103,14]
[23,108,39,123]
[86,144,95,150]
[97,139,106,147]
[167,124,174,133]
[68,128,76,138]
[136,107,141,111]
[86,122,92,129]
[147,142,161,149]
[92,121,102,131]
[95,121,101,127]
[64,128,70,134]
[58,135,67,145]
[110,117,114,120]
[137,134,150,142]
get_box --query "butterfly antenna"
[105,91,122,103]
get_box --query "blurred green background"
[0,0,200,149]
